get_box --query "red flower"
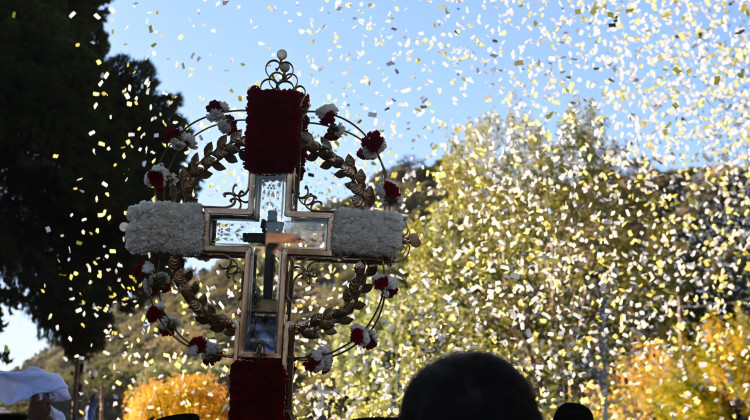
[161,283,172,294]
[146,306,163,324]
[373,275,389,290]
[386,288,399,298]
[350,328,366,345]
[356,149,366,160]
[188,336,207,353]
[133,261,146,278]
[364,338,378,350]
[225,114,238,132]
[206,99,223,112]
[383,181,401,199]
[302,359,320,372]
[320,111,336,125]
[147,171,165,194]
[162,128,181,140]
[361,130,385,153]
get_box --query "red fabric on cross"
[243,85,304,174]
[229,359,287,420]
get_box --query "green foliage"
[0,0,187,357]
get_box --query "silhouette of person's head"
[400,352,542,420]
[553,402,594,420]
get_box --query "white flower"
[206,108,225,122]
[142,276,152,294]
[188,344,200,360]
[217,118,233,134]
[206,101,230,122]
[205,340,221,356]
[368,328,379,342]
[182,132,197,149]
[315,103,338,120]
[169,137,187,150]
[141,261,155,275]
[158,316,181,335]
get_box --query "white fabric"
[0,366,70,420]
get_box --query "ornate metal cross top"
[124,49,421,419]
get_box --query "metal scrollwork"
[261,49,306,93]
[292,258,320,285]
[395,225,421,263]
[221,184,250,209]
[297,185,324,211]
[217,255,244,285]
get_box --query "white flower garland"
[125,201,205,256]
[331,208,405,258]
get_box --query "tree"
[0,0,187,358]
[608,307,750,419]
[299,103,649,417]
[122,372,229,420]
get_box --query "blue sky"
[3,0,749,370]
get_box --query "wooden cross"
[202,172,333,361]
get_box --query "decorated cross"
[123,50,420,420]
[203,172,333,358]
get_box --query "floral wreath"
[127,54,420,375]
